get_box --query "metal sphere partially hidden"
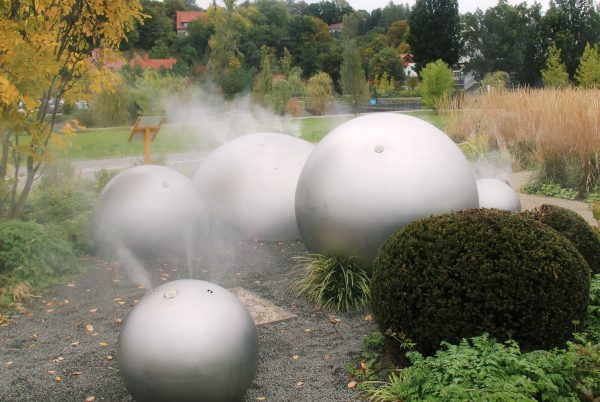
[477,178,522,212]
[93,165,207,258]
[118,279,259,402]
[295,113,479,268]
[192,132,314,241]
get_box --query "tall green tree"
[307,72,334,115]
[207,0,249,98]
[460,1,544,85]
[575,42,600,88]
[409,0,460,72]
[541,42,570,88]
[420,59,455,110]
[540,0,600,78]
[340,40,368,114]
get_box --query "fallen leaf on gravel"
[360,361,367,370]
[64,300,69,304]
[295,381,304,388]
[116,301,125,305]
[323,354,332,360]
[256,397,266,401]
[28,344,38,349]
[54,376,62,382]
[46,309,55,313]
[71,341,80,347]
[85,396,95,402]
[71,371,82,376]
[328,317,341,325]
[364,314,373,321]
[53,356,64,363]
[30,334,38,340]
[5,361,14,366]
[66,283,75,287]
[304,328,311,333]
[136,284,146,289]
[347,381,357,389]
[106,355,113,361]
[292,355,299,361]
[85,324,94,332]
[98,342,108,347]
[48,370,56,374]
[201,269,208,274]
[115,318,123,324]
[88,309,98,313]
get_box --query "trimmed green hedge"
[372,209,590,356]
[524,204,600,274]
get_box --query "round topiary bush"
[524,204,600,274]
[372,209,590,356]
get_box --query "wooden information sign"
[129,116,165,164]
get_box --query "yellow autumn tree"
[0,0,143,218]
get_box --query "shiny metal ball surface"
[192,132,314,241]
[93,165,207,258]
[477,178,522,212]
[118,279,259,402]
[295,113,479,268]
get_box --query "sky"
[193,0,549,14]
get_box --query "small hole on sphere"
[163,289,178,299]
[161,181,170,188]
[207,289,213,294]
[374,145,385,153]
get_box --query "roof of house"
[328,23,343,30]
[176,11,204,30]
[131,53,177,70]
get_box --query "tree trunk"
[9,155,34,219]
[0,130,9,179]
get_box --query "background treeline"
[121,0,600,90]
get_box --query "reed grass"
[441,88,600,196]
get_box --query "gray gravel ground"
[0,241,376,401]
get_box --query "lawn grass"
[51,111,442,161]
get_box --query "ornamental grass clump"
[294,254,371,312]
[371,209,590,357]
[441,88,600,196]
[525,204,600,274]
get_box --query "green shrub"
[0,220,77,283]
[581,274,600,344]
[372,209,590,356]
[23,162,96,254]
[419,59,455,110]
[365,334,600,402]
[294,254,371,312]
[525,204,600,275]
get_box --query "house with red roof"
[328,23,343,35]
[130,53,177,70]
[176,11,204,36]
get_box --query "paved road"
[69,155,597,227]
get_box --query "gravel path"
[0,241,375,401]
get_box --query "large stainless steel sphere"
[192,132,314,241]
[295,113,479,268]
[118,279,259,402]
[477,178,522,212]
[93,165,208,258]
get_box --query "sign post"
[129,116,165,164]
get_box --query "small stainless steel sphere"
[93,165,208,258]
[477,178,522,212]
[118,279,259,402]
[295,113,479,268]
[192,132,314,241]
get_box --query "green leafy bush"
[23,162,96,254]
[521,182,579,200]
[419,59,455,110]
[0,220,77,283]
[365,334,600,402]
[525,204,600,274]
[294,254,371,312]
[372,209,590,356]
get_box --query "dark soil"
[0,241,376,401]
